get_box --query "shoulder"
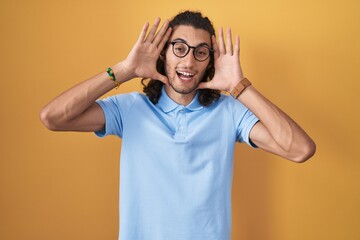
[209,93,247,110]
[96,91,149,113]
[99,91,145,105]
[209,94,255,122]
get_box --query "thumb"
[197,81,213,90]
[153,73,169,85]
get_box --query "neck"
[164,85,197,106]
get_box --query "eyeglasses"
[168,41,213,62]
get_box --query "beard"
[168,81,199,94]
[165,64,207,96]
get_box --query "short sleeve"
[94,92,138,138]
[229,97,259,147]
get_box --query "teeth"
[177,71,194,77]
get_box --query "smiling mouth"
[176,70,195,80]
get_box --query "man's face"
[164,25,211,101]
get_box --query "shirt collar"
[157,86,203,113]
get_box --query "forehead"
[170,25,211,46]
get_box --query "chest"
[122,102,236,146]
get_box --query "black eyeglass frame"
[167,41,214,62]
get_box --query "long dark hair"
[141,11,220,107]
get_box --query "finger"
[234,35,240,56]
[218,27,225,54]
[226,28,233,55]
[153,19,170,46]
[145,17,161,42]
[137,22,149,43]
[157,27,172,51]
[211,35,220,59]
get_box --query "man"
[40,11,315,240]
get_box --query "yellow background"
[1,0,359,239]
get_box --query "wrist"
[111,61,136,84]
[227,79,242,93]
[230,78,252,98]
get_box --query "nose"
[181,49,196,67]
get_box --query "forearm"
[237,86,316,160]
[40,18,171,131]
[40,62,132,130]
[200,27,315,161]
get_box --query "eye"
[173,43,187,55]
[195,47,209,56]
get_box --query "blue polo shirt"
[95,87,259,240]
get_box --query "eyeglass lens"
[172,42,210,61]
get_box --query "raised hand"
[122,18,172,84]
[198,28,245,92]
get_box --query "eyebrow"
[171,38,211,47]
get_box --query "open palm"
[198,28,245,92]
[122,18,172,84]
